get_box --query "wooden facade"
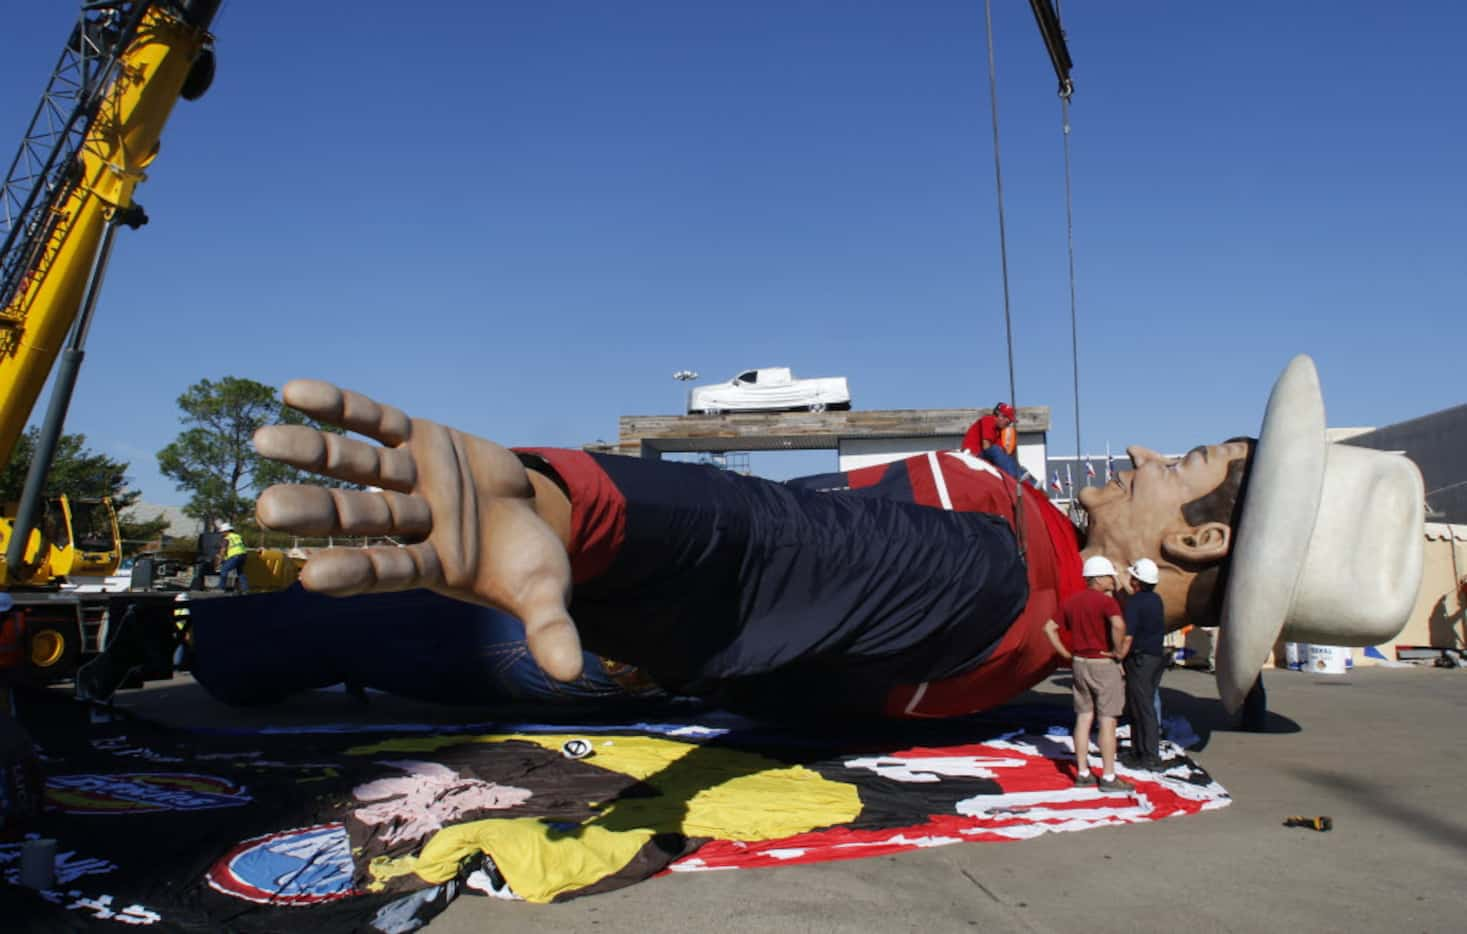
[586,406,1051,458]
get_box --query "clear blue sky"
[3,1,1463,505]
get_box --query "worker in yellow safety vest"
[215,522,249,594]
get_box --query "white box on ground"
[1306,644,1351,674]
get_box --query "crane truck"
[0,0,222,696]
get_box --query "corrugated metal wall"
[1343,404,1467,523]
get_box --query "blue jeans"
[981,447,1023,481]
[189,586,666,708]
[218,554,249,593]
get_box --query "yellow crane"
[0,1,219,688]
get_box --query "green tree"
[0,428,169,550]
[157,376,349,528]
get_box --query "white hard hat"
[1127,558,1160,585]
[1082,555,1117,579]
[218,522,233,532]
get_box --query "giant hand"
[253,380,584,681]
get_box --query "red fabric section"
[884,452,1085,718]
[669,733,1226,873]
[843,461,889,490]
[1060,589,1124,658]
[905,454,941,508]
[514,448,625,585]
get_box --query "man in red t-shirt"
[961,402,1020,480]
[1044,556,1133,791]
[960,403,1011,455]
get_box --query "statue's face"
[1079,441,1251,628]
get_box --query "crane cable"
[1058,56,1086,532]
[981,0,1027,559]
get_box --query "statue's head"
[1078,355,1426,714]
[1078,439,1254,630]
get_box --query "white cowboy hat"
[1216,355,1425,713]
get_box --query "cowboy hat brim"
[1215,355,1329,714]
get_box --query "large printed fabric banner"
[1,698,1228,931]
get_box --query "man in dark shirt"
[1044,556,1133,792]
[1121,558,1166,769]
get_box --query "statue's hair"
[1180,438,1256,529]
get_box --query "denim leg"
[218,556,243,591]
[981,447,1022,480]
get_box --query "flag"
[1050,471,1063,496]
[1105,443,1114,484]
[1085,458,1096,481]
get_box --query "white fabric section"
[843,754,1030,783]
[943,449,1003,480]
[926,452,954,510]
[833,833,965,850]
[666,860,737,873]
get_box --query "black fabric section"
[3,692,413,932]
[2,689,1230,927]
[571,456,1027,708]
[344,741,629,874]
[1123,591,1166,656]
[784,461,915,503]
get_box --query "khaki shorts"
[1072,656,1125,717]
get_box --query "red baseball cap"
[994,402,1016,420]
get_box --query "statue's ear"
[1161,521,1231,566]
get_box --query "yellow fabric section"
[364,853,423,893]
[409,817,657,902]
[349,733,861,903]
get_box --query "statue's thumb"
[523,611,584,682]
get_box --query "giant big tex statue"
[232,355,1423,717]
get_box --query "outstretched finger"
[282,379,412,447]
[297,542,444,596]
[254,425,416,492]
[257,485,431,537]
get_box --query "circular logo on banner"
[206,822,359,906]
[46,772,252,814]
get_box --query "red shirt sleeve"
[513,448,626,585]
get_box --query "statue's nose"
[1126,445,1164,468]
